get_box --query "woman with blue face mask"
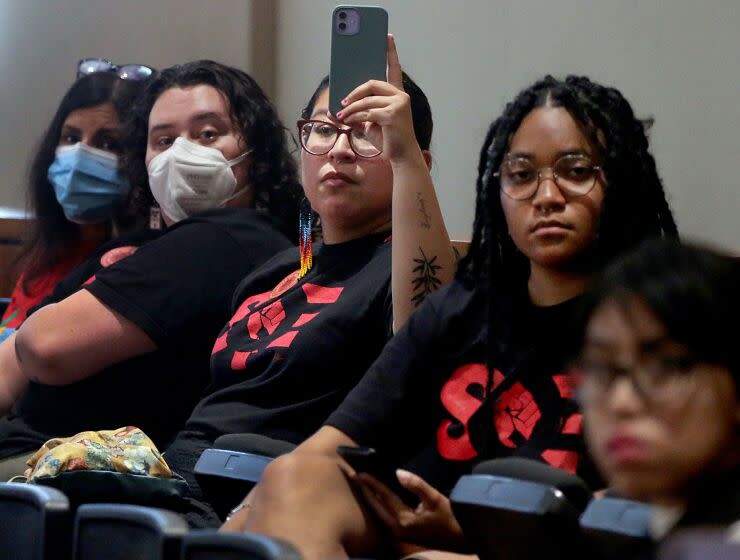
[1,71,149,329]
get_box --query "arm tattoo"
[411,247,442,307]
[416,192,432,230]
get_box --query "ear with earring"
[298,198,314,278]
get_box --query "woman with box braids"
[227,75,680,560]
[458,76,680,452]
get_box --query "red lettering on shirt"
[437,364,488,460]
[100,246,139,268]
[215,280,344,371]
[231,350,257,370]
[212,332,228,354]
[438,363,584,477]
[303,283,343,304]
[230,292,271,327]
[562,413,582,435]
[82,246,141,286]
[552,374,575,399]
[247,300,286,339]
[494,381,541,448]
[437,363,547,460]
[292,313,319,327]
[541,449,579,474]
[266,330,299,349]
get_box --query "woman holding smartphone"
[158,35,456,527]
[225,74,679,560]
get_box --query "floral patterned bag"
[23,426,188,507]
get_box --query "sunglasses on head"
[77,58,155,81]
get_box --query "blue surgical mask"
[47,143,130,223]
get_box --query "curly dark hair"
[121,60,302,236]
[458,75,679,289]
[19,72,148,292]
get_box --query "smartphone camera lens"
[338,11,347,19]
[338,22,347,30]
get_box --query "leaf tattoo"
[411,247,442,306]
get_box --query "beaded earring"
[298,198,313,278]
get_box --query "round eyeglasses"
[77,58,155,82]
[494,154,602,200]
[297,119,383,158]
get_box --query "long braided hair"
[458,76,679,455]
[458,75,678,290]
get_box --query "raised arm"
[340,35,456,332]
[14,289,156,386]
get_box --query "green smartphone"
[329,5,389,115]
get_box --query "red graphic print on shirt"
[212,280,344,371]
[437,364,581,474]
[83,246,141,286]
[437,363,539,459]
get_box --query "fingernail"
[341,98,348,106]
[396,469,411,481]
[336,111,343,119]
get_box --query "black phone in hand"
[336,445,418,506]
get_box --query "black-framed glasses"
[77,58,155,81]
[297,119,383,158]
[494,154,602,200]
[572,353,701,408]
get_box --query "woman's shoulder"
[145,209,294,260]
[173,208,293,239]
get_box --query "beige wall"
[274,0,740,251]
[2,0,739,251]
[0,0,252,210]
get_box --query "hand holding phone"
[336,445,417,505]
[329,6,389,115]
[336,35,423,165]
[337,446,466,547]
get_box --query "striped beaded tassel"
[298,198,313,279]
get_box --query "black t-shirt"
[326,278,600,495]
[0,208,293,459]
[164,231,393,512]
[32,228,165,310]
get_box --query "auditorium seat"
[449,458,592,560]
[194,434,296,520]
[73,503,187,560]
[0,482,73,560]
[579,495,653,559]
[181,530,302,560]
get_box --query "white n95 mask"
[147,136,250,223]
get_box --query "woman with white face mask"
[0,61,301,478]
[1,70,150,330]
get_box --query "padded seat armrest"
[182,529,302,560]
